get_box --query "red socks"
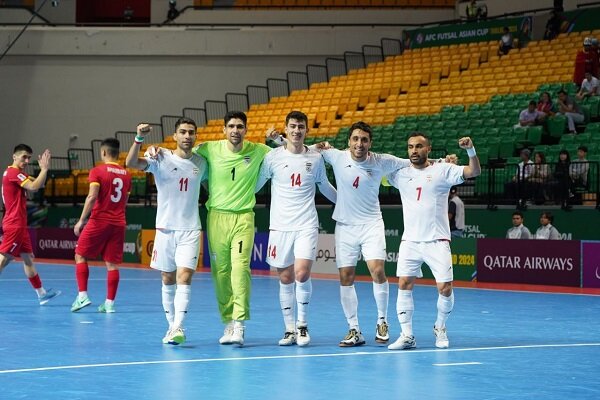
[28,274,42,289]
[107,270,120,301]
[76,262,89,292]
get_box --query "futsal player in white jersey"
[255,111,337,347]
[317,121,412,347]
[126,118,207,346]
[386,133,480,350]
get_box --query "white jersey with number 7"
[387,163,465,242]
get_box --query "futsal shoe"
[231,323,245,347]
[388,333,416,350]
[339,328,365,347]
[375,320,390,343]
[97,302,115,313]
[219,321,235,345]
[433,326,449,349]
[162,329,172,344]
[296,325,310,347]
[278,331,297,346]
[70,295,91,311]
[39,288,61,305]
[167,327,186,345]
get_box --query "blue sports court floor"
[1,261,599,399]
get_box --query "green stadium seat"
[547,115,567,138]
[585,122,600,133]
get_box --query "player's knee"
[438,283,453,297]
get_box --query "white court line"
[0,342,599,375]
[433,362,482,367]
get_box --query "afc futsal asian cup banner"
[403,16,532,49]
[476,238,581,287]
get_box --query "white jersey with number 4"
[388,163,465,242]
[145,150,207,230]
[322,149,410,225]
[258,146,329,231]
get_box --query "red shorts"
[0,226,33,257]
[75,219,126,264]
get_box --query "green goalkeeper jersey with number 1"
[194,140,271,213]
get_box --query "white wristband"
[466,147,477,157]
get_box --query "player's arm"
[125,123,151,170]
[458,137,481,179]
[317,181,337,204]
[74,183,100,237]
[315,158,337,203]
[255,158,272,193]
[265,127,287,147]
[22,149,51,192]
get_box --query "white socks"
[396,289,414,336]
[340,285,359,330]
[372,281,389,323]
[173,284,191,330]
[279,282,295,331]
[296,278,312,326]
[162,283,176,328]
[435,292,454,329]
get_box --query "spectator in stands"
[497,27,513,57]
[592,38,600,77]
[544,10,563,41]
[536,91,556,122]
[576,72,599,100]
[528,151,550,204]
[448,187,465,238]
[506,211,532,239]
[570,145,589,195]
[167,0,180,21]
[465,0,486,21]
[534,211,561,240]
[551,149,573,210]
[574,37,599,85]
[504,148,534,208]
[556,90,584,134]
[516,100,544,127]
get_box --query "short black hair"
[541,211,554,223]
[224,111,247,127]
[578,145,588,153]
[407,131,431,146]
[286,111,308,126]
[529,100,537,106]
[101,138,120,158]
[512,211,524,218]
[175,117,197,132]
[348,121,372,140]
[557,89,568,95]
[13,144,33,154]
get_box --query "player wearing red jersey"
[71,138,132,313]
[0,144,60,304]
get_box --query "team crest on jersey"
[366,169,373,177]
[192,168,199,175]
[426,174,433,182]
[243,156,251,164]
[305,162,312,172]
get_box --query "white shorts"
[150,229,201,272]
[267,228,318,269]
[335,220,386,268]
[397,240,453,283]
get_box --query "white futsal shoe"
[433,326,449,349]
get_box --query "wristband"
[466,147,477,157]
[134,135,145,144]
